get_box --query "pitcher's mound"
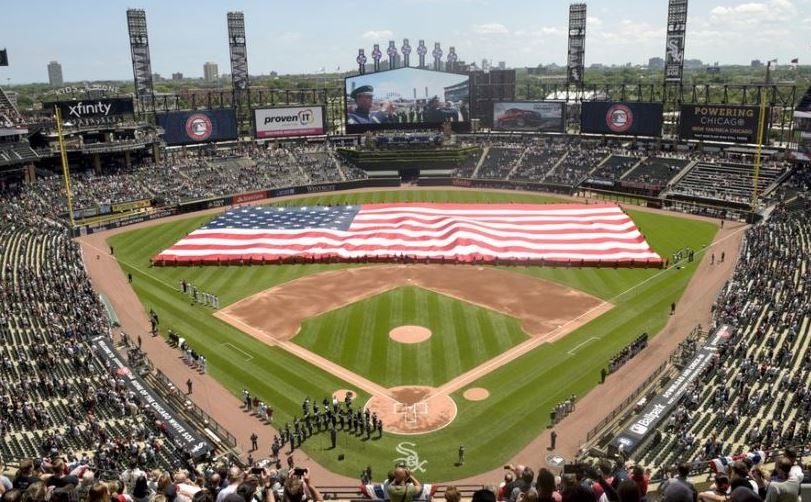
[389,325,432,344]
[365,386,457,435]
[463,387,490,401]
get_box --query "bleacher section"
[634,206,811,479]
[0,143,39,167]
[623,156,689,190]
[474,146,524,179]
[510,141,568,182]
[544,141,609,186]
[582,154,640,188]
[667,161,788,207]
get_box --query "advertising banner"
[254,106,325,138]
[613,325,730,453]
[157,109,238,146]
[581,102,663,136]
[679,104,768,144]
[493,102,565,132]
[43,98,135,126]
[92,336,211,457]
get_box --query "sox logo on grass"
[153,202,662,266]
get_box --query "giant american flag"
[153,202,662,266]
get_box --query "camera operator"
[387,466,422,502]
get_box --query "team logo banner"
[679,104,769,144]
[493,102,565,132]
[254,106,325,138]
[157,109,238,146]
[44,98,135,126]
[580,102,663,137]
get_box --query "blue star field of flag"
[202,205,361,231]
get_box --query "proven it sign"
[254,106,325,138]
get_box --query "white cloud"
[587,16,603,28]
[471,23,509,34]
[709,0,796,22]
[361,30,394,40]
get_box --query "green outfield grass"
[107,189,718,480]
[294,285,529,387]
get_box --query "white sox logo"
[667,37,683,63]
[394,442,427,473]
[606,104,634,133]
[185,114,213,142]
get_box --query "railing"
[154,369,238,448]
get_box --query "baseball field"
[105,189,718,480]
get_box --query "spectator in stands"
[386,467,421,502]
[216,468,244,502]
[697,474,730,502]
[89,483,111,502]
[280,469,322,502]
[659,463,697,502]
[444,486,461,502]
[510,468,536,502]
[12,460,38,491]
[535,468,560,502]
[763,458,799,502]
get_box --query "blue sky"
[1,0,809,84]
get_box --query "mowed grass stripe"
[108,189,718,479]
[294,286,529,387]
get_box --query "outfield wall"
[74,178,401,235]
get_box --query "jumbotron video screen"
[345,67,470,133]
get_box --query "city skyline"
[0,0,809,84]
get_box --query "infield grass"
[294,285,529,387]
[106,189,719,480]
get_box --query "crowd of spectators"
[634,203,811,481]
[6,143,361,221]
[0,191,204,483]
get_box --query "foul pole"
[54,106,75,228]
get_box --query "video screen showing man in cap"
[347,85,391,125]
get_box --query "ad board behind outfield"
[157,109,238,146]
[43,98,135,126]
[493,102,565,132]
[254,106,325,138]
[581,101,663,137]
[679,104,769,144]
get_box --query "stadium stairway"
[471,146,489,178]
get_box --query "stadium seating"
[666,160,789,206]
[0,221,194,475]
[474,146,524,179]
[635,205,811,479]
[622,156,689,189]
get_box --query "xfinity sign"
[254,106,325,138]
[45,98,135,125]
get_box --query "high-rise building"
[498,61,506,70]
[152,73,162,82]
[47,61,63,86]
[203,62,219,82]
[172,72,184,81]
